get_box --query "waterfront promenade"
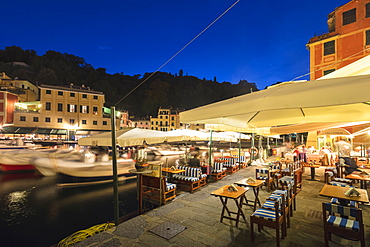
[75,166,370,247]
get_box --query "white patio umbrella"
[78,128,192,147]
[179,74,370,128]
[166,129,238,142]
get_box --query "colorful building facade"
[307,0,370,80]
[150,108,181,131]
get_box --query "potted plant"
[134,147,148,172]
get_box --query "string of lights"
[114,0,240,106]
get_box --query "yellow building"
[13,84,114,138]
[150,108,181,131]
[0,72,38,102]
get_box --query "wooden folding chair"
[256,168,274,192]
[322,202,365,247]
[251,194,286,247]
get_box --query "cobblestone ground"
[75,165,370,247]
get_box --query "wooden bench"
[232,155,249,168]
[211,161,227,181]
[172,165,207,192]
[222,157,239,174]
[142,175,176,205]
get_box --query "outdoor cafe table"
[210,185,248,227]
[345,173,370,190]
[319,184,369,206]
[304,163,321,181]
[161,167,186,183]
[234,179,265,211]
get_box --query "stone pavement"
[75,166,370,247]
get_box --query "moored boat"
[32,155,135,177]
[0,148,78,172]
[57,158,136,187]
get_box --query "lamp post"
[110,106,119,226]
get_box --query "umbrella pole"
[208,130,213,167]
[238,132,241,169]
[251,133,255,162]
[110,106,119,226]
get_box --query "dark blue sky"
[2,0,349,89]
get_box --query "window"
[70,93,75,97]
[46,90,51,94]
[57,118,63,123]
[82,94,87,98]
[323,69,335,76]
[324,40,335,56]
[58,103,63,112]
[68,104,76,113]
[366,2,370,18]
[58,91,63,96]
[20,116,26,121]
[45,117,51,122]
[69,119,75,125]
[80,105,89,113]
[82,120,87,124]
[46,102,51,110]
[93,107,98,114]
[33,117,39,122]
[103,121,107,125]
[366,30,370,46]
[93,95,98,100]
[93,121,98,125]
[343,8,356,25]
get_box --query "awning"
[0,127,68,135]
[35,128,52,134]
[0,126,20,134]
[50,129,67,135]
[14,128,35,134]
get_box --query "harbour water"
[0,155,181,247]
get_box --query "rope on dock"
[57,222,115,247]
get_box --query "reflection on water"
[0,154,181,247]
[3,190,35,225]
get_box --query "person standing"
[334,137,360,175]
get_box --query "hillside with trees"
[0,46,258,117]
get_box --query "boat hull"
[0,149,78,173]
[0,164,35,171]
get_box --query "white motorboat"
[0,148,76,172]
[32,153,136,186]
[147,145,186,156]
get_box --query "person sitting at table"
[188,154,201,168]
[335,137,361,175]
[307,145,316,154]
[341,157,361,175]
[319,146,331,166]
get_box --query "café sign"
[318,128,351,136]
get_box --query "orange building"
[0,91,18,126]
[307,0,370,80]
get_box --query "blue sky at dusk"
[2,0,350,89]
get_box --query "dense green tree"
[142,79,170,115]
[0,46,261,118]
